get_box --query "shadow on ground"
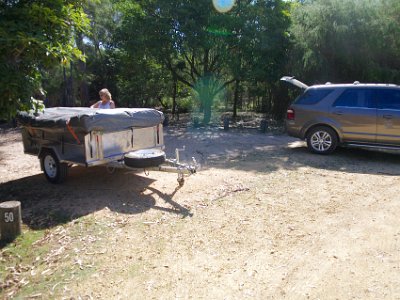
[164,127,400,176]
[2,126,400,237]
[284,146,400,175]
[226,145,400,176]
[0,165,191,233]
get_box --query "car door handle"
[383,115,393,119]
[333,111,343,115]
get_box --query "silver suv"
[282,76,400,154]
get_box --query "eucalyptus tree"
[234,0,291,117]
[83,0,119,95]
[116,0,291,123]
[116,0,231,123]
[0,0,90,119]
[290,0,400,84]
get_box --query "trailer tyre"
[124,149,166,169]
[40,150,68,183]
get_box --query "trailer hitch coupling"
[148,146,198,186]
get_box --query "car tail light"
[287,108,295,120]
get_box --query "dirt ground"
[1,124,400,299]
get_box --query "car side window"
[333,89,374,108]
[376,89,400,110]
[294,88,335,105]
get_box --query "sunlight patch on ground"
[288,141,306,149]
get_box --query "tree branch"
[184,52,201,78]
[209,53,220,73]
[214,78,236,95]
[165,58,194,88]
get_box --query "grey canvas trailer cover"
[17,107,196,185]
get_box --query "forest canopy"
[1,0,399,122]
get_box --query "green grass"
[1,228,47,262]
[1,228,47,297]
[0,214,110,298]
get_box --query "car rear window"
[333,89,374,108]
[294,88,335,105]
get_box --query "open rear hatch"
[280,76,309,89]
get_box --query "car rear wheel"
[306,126,338,154]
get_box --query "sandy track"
[1,126,400,299]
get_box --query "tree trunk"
[76,33,89,106]
[80,79,89,107]
[172,76,177,118]
[232,79,240,121]
[62,66,67,106]
[200,86,214,124]
[203,102,212,124]
[68,62,74,106]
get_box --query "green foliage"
[4,0,399,123]
[0,0,90,119]
[159,95,194,113]
[178,96,195,113]
[112,50,171,108]
[115,0,291,123]
[290,0,400,83]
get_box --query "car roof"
[281,76,399,90]
[310,82,399,89]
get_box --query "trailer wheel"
[40,150,68,183]
[124,149,166,169]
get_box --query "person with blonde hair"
[90,88,115,109]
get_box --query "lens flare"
[212,0,235,13]
[206,27,232,36]
[192,75,226,124]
